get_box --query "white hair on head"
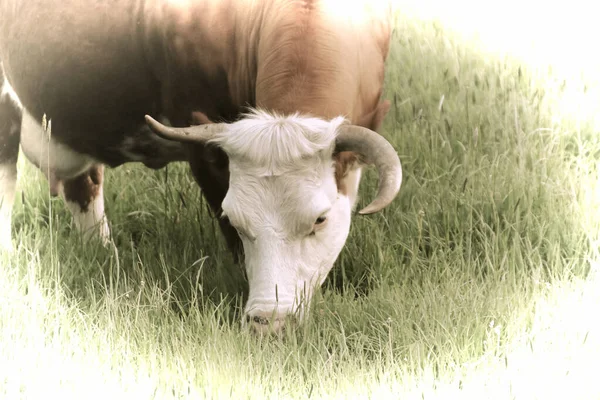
[210,108,346,176]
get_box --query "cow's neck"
[251,1,391,127]
[253,2,357,120]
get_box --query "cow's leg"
[61,164,111,245]
[0,72,22,252]
[18,105,109,245]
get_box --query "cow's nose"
[245,312,296,335]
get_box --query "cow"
[0,0,401,335]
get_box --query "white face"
[222,156,353,322]
[213,111,359,328]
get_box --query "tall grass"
[1,5,598,399]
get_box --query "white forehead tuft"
[210,108,346,176]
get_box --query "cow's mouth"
[249,315,269,325]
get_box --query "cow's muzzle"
[244,312,298,336]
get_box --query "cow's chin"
[241,193,353,333]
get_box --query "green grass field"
[1,3,599,399]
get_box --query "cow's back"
[0,0,160,156]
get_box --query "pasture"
[1,2,599,398]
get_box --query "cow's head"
[145,109,402,335]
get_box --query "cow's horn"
[144,115,227,143]
[335,125,402,214]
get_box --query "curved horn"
[335,125,402,214]
[144,115,227,144]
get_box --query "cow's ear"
[333,100,391,201]
[334,151,362,206]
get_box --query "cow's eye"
[309,215,328,236]
[315,216,327,225]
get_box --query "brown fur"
[0,0,393,257]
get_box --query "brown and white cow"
[0,0,401,334]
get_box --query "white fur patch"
[0,164,17,252]
[63,184,110,246]
[212,108,347,176]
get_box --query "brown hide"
[0,0,393,258]
[0,0,161,165]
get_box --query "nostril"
[252,315,269,325]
